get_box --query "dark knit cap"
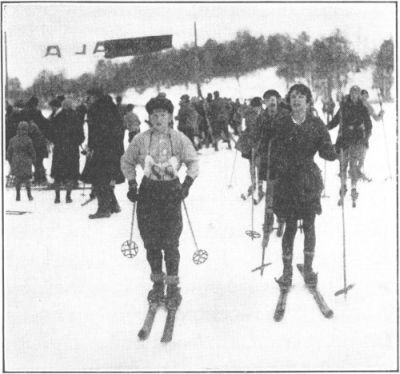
[250,97,263,107]
[145,97,174,114]
[180,94,190,102]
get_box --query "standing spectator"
[124,104,141,142]
[81,87,125,219]
[176,94,198,149]
[6,121,36,201]
[48,99,85,203]
[209,91,232,151]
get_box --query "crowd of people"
[5,82,383,320]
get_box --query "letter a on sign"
[93,41,105,54]
[75,44,86,55]
[45,45,61,57]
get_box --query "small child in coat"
[6,121,36,201]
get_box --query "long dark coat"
[271,113,337,219]
[49,108,85,182]
[80,95,125,185]
[6,133,36,179]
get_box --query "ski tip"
[324,310,334,319]
[273,313,284,322]
[138,329,149,340]
[160,335,172,343]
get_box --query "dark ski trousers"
[282,212,316,276]
[137,177,183,276]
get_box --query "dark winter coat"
[7,132,36,179]
[235,107,262,159]
[256,107,290,180]
[328,97,372,150]
[271,113,337,219]
[209,97,231,123]
[6,109,17,150]
[48,108,85,182]
[23,106,51,139]
[177,103,199,134]
[80,95,125,185]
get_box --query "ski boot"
[165,275,182,311]
[148,273,165,305]
[275,267,293,291]
[351,188,358,208]
[303,269,318,289]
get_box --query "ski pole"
[252,139,273,274]
[335,101,354,297]
[322,113,330,198]
[227,149,238,188]
[377,92,392,180]
[182,200,208,264]
[245,148,260,240]
[121,202,139,258]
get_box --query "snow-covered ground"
[3,69,398,372]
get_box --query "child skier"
[121,96,199,328]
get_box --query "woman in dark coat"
[270,84,337,289]
[81,89,125,218]
[48,99,85,203]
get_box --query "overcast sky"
[3,2,396,88]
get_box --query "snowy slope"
[3,70,398,372]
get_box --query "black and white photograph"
[2,1,398,372]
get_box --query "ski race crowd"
[5,83,384,331]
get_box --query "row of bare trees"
[6,30,394,104]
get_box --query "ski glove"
[181,175,194,200]
[127,180,138,202]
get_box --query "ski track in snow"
[3,69,397,371]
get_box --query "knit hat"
[250,97,263,107]
[17,121,29,135]
[145,97,174,114]
[180,94,190,103]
